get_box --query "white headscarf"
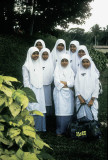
[77,45,100,77]
[23,46,43,88]
[34,39,46,48]
[51,39,66,67]
[68,40,80,74]
[40,48,54,85]
[75,55,99,100]
[54,54,75,81]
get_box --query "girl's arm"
[22,66,31,88]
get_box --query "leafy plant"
[0,75,54,160]
[88,47,107,73]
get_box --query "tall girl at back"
[40,48,54,116]
[34,39,46,52]
[53,54,75,136]
[51,39,66,68]
[75,55,100,121]
[68,40,80,75]
[22,47,46,132]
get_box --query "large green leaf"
[24,115,34,126]
[9,102,21,118]
[7,128,21,139]
[22,125,36,139]
[22,87,37,103]
[0,95,5,106]
[15,136,25,148]
[16,149,24,159]
[3,76,18,82]
[0,137,13,146]
[1,85,12,97]
[23,152,39,160]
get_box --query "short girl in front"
[34,39,46,51]
[53,54,75,136]
[68,40,80,74]
[22,47,46,131]
[51,39,66,68]
[40,48,54,115]
[75,55,100,121]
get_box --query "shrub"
[88,47,107,73]
[0,75,54,160]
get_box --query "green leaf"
[24,115,35,126]
[9,119,23,127]
[22,125,36,139]
[9,102,21,118]
[22,87,37,103]
[23,152,39,160]
[1,85,12,97]
[16,149,24,159]
[38,151,55,160]
[0,137,13,146]
[0,116,5,122]
[0,123,4,131]
[3,76,18,83]
[15,136,25,148]
[7,128,21,139]
[29,110,43,116]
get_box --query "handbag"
[66,104,101,140]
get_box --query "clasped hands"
[78,95,95,107]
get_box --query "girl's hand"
[78,95,85,104]
[61,81,67,86]
[88,98,94,107]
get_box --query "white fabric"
[77,45,100,77]
[40,48,54,85]
[51,39,66,68]
[53,54,75,116]
[22,66,46,113]
[43,85,52,106]
[68,40,80,74]
[34,39,46,48]
[23,47,43,88]
[75,55,99,120]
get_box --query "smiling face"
[78,49,86,58]
[57,43,64,52]
[70,44,77,53]
[61,58,69,67]
[35,42,43,51]
[31,51,39,60]
[42,51,49,60]
[82,59,90,69]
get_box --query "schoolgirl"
[51,39,66,68]
[40,48,54,115]
[34,39,46,51]
[75,55,100,121]
[53,54,75,136]
[68,40,80,74]
[22,46,46,131]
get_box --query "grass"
[38,68,108,160]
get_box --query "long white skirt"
[43,85,52,106]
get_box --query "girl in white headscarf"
[77,45,100,77]
[22,46,46,132]
[68,40,80,75]
[51,39,66,68]
[34,39,46,51]
[40,48,54,115]
[53,54,75,136]
[75,55,100,121]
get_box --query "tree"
[0,0,93,34]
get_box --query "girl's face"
[78,49,86,58]
[82,59,90,69]
[35,42,43,51]
[42,51,49,60]
[61,58,69,68]
[70,44,77,53]
[57,43,64,52]
[31,51,39,60]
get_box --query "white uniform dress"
[75,55,100,121]
[53,54,75,135]
[68,40,80,75]
[40,48,54,115]
[22,46,46,131]
[51,39,66,69]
